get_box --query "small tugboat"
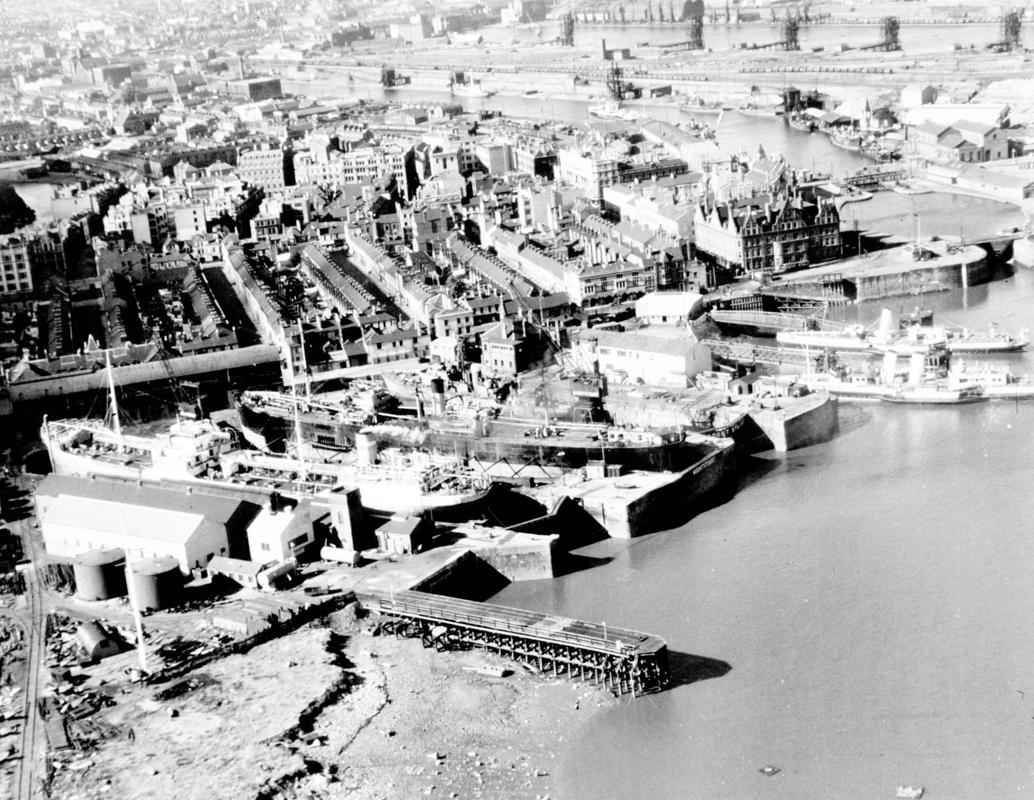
[758,765,781,776]
[787,113,817,133]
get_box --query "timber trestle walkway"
[358,590,670,697]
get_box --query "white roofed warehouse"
[41,494,230,575]
[35,474,260,575]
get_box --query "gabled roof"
[37,473,256,525]
[938,132,967,149]
[953,119,996,136]
[915,121,952,137]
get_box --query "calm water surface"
[495,270,1034,799]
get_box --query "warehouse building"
[35,475,262,574]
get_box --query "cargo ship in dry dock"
[239,386,715,472]
[236,384,399,452]
[40,366,490,515]
[41,414,492,516]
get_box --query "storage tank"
[73,548,127,601]
[129,556,183,611]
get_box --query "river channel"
[495,269,1034,799]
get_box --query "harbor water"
[495,269,1034,798]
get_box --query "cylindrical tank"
[129,556,183,611]
[73,548,127,601]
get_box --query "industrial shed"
[36,474,264,571]
[41,494,231,575]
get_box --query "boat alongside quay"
[588,100,641,121]
[881,383,986,405]
[777,308,1029,355]
[947,360,1034,400]
[787,114,817,133]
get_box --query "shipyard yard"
[3,0,1034,798]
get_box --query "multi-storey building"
[237,145,289,191]
[694,194,841,276]
[293,143,411,196]
[172,203,208,242]
[0,236,33,294]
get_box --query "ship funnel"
[355,432,378,466]
[430,377,446,417]
[877,308,894,341]
[908,351,925,386]
[880,351,898,385]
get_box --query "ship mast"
[119,511,148,676]
[105,349,123,447]
[297,319,311,403]
[283,337,309,484]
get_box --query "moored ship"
[452,81,496,98]
[881,384,986,405]
[42,414,492,516]
[236,384,399,453]
[776,326,875,352]
[588,100,641,122]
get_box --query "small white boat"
[587,100,641,122]
[895,786,924,799]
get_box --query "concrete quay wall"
[471,537,559,582]
[851,254,991,301]
[750,392,838,453]
[580,441,737,538]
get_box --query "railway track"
[8,489,47,800]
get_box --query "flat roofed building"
[634,291,703,325]
[571,327,711,387]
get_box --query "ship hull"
[776,332,873,351]
[709,310,813,337]
[239,398,705,472]
[945,340,1028,353]
[42,420,492,518]
[881,391,986,405]
[361,420,711,472]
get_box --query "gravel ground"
[48,610,617,800]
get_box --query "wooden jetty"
[359,590,670,697]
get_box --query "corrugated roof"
[36,473,253,524]
[43,494,205,544]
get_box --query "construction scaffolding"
[360,590,670,697]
